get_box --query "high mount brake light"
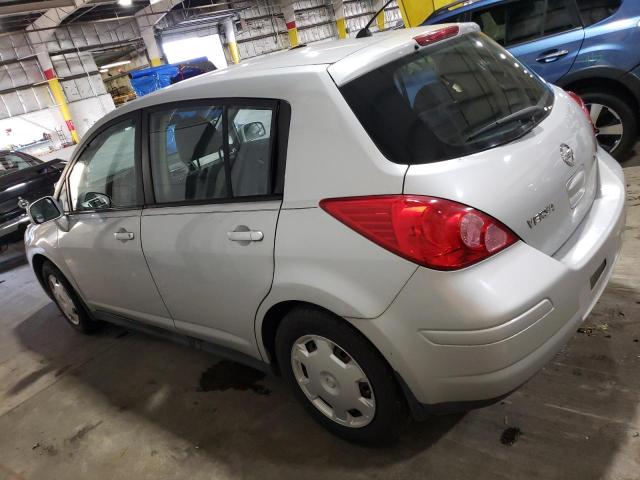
[320,195,519,271]
[567,91,596,132]
[413,26,460,47]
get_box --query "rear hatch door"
[335,29,598,256]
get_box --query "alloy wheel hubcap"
[291,335,375,428]
[48,274,80,325]
[587,103,624,153]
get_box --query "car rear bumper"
[350,147,626,408]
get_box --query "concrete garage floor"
[1,167,639,480]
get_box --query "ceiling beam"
[25,0,91,45]
[0,0,74,16]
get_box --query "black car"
[0,151,65,245]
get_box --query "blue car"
[424,0,640,159]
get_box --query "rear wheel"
[275,306,407,445]
[578,90,637,161]
[42,260,98,334]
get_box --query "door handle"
[227,229,264,242]
[114,229,135,242]
[536,49,569,63]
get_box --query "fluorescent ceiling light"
[118,0,132,6]
[99,69,108,73]
[99,60,131,69]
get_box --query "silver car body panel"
[57,209,174,329]
[349,149,625,404]
[25,26,626,407]
[141,200,281,357]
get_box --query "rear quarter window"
[469,0,580,47]
[577,0,622,27]
[339,33,553,165]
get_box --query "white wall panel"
[3,91,25,116]
[68,94,114,137]
[0,107,66,150]
[33,85,54,109]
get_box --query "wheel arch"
[31,253,54,299]
[558,74,640,113]
[259,300,389,376]
[260,300,329,374]
[259,299,421,420]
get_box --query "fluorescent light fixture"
[99,68,108,73]
[98,60,131,69]
[118,0,132,6]
[162,34,228,69]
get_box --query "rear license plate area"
[590,259,607,290]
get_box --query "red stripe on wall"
[43,68,56,80]
[286,21,296,30]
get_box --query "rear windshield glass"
[340,33,554,165]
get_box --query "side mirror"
[28,197,64,225]
[81,192,111,210]
[242,121,266,141]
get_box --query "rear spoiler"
[328,23,480,87]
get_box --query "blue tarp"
[129,57,209,97]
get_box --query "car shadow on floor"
[8,282,640,478]
[10,302,464,469]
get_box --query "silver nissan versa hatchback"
[25,24,626,445]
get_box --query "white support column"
[223,18,240,64]
[280,0,299,47]
[375,0,386,31]
[333,0,346,39]
[141,27,163,67]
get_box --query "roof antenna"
[356,0,395,38]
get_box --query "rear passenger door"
[140,99,288,359]
[470,0,585,83]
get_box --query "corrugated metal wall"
[0,0,403,147]
[232,0,401,60]
[0,18,138,120]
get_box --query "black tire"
[41,260,98,334]
[275,306,407,445]
[577,89,638,161]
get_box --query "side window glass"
[149,104,275,203]
[0,153,39,174]
[68,118,139,211]
[150,106,227,203]
[576,0,621,27]
[543,0,580,37]
[504,1,546,46]
[472,0,578,47]
[471,6,508,45]
[229,107,274,197]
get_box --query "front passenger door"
[58,113,173,329]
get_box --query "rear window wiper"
[464,105,547,143]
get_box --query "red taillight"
[320,195,519,271]
[567,91,595,132]
[413,26,460,47]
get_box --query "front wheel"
[579,90,637,161]
[275,306,407,445]
[42,260,98,334]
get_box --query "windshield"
[0,153,40,177]
[339,32,554,164]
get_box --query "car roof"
[426,0,502,22]
[92,25,476,133]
